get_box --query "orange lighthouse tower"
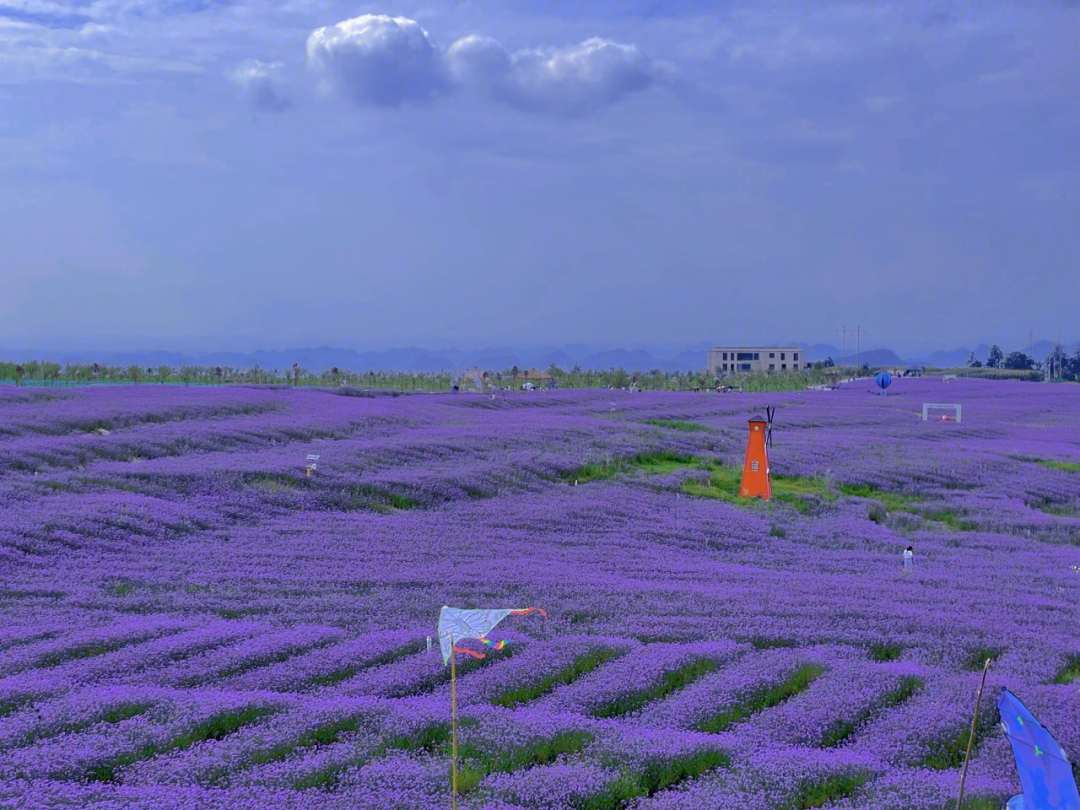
[740,415,772,500]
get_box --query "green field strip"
[681,465,837,512]
[696,664,824,734]
[782,771,871,809]
[293,640,425,691]
[962,646,1003,672]
[563,451,700,484]
[575,748,731,810]
[34,634,160,669]
[1054,654,1080,684]
[1040,460,1080,473]
[868,642,903,662]
[384,645,517,698]
[10,702,154,750]
[837,484,920,512]
[916,706,999,770]
[491,648,625,708]
[290,720,451,791]
[86,705,279,782]
[178,637,342,687]
[592,657,721,719]
[641,419,709,432]
[922,509,978,531]
[819,677,923,747]
[457,731,594,794]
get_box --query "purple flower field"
[1,379,1079,809]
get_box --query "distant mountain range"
[1,340,1074,373]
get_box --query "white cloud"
[306,16,665,116]
[306,15,448,107]
[444,35,509,90]
[229,59,289,112]
[448,35,666,117]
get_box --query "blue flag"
[999,688,1080,810]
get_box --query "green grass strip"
[784,771,871,809]
[748,636,798,650]
[87,705,277,782]
[642,420,708,432]
[592,657,720,718]
[868,642,903,662]
[291,720,450,791]
[297,640,423,690]
[917,704,998,770]
[923,509,978,531]
[36,636,155,668]
[458,731,594,794]
[682,466,836,511]
[565,451,699,484]
[820,676,923,747]
[963,646,1003,672]
[16,703,154,749]
[837,484,919,511]
[180,637,340,686]
[1040,460,1080,473]
[387,645,517,698]
[697,664,824,734]
[1054,654,1080,684]
[492,648,623,708]
[246,715,365,769]
[576,748,730,810]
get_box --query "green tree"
[1003,351,1034,370]
[987,345,1004,369]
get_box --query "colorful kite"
[999,688,1080,809]
[437,606,545,664]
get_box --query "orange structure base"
[740,417,772,500]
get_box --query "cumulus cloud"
[306,15,448,107]
[490,38,664,117]
[307,16,665,115]
[229,59,289,112]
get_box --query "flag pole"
[956,657,991,810]
[450,633,458,810]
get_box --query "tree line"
[2,349,1075,390]
[966,344,1080,381]
[0,359,845,391]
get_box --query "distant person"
[903,546,913,572]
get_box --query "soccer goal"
[922,403,962,422]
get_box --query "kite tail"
[479,638,509,650]
[510,607,547,617]
[452,647,485,659]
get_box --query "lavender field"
[1,379,1079,810]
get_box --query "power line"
[837,325,867,368]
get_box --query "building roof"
[520,368,552,379]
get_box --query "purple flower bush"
[1,378,1079,807]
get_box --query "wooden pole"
[450,633,458,810]
[956,657,991,810]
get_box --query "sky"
[1,0,1077,353]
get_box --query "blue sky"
[1,0,1077,351]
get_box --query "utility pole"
[855,326,866,370]
[838,325,847,367]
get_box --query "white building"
[707,346,810,375]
